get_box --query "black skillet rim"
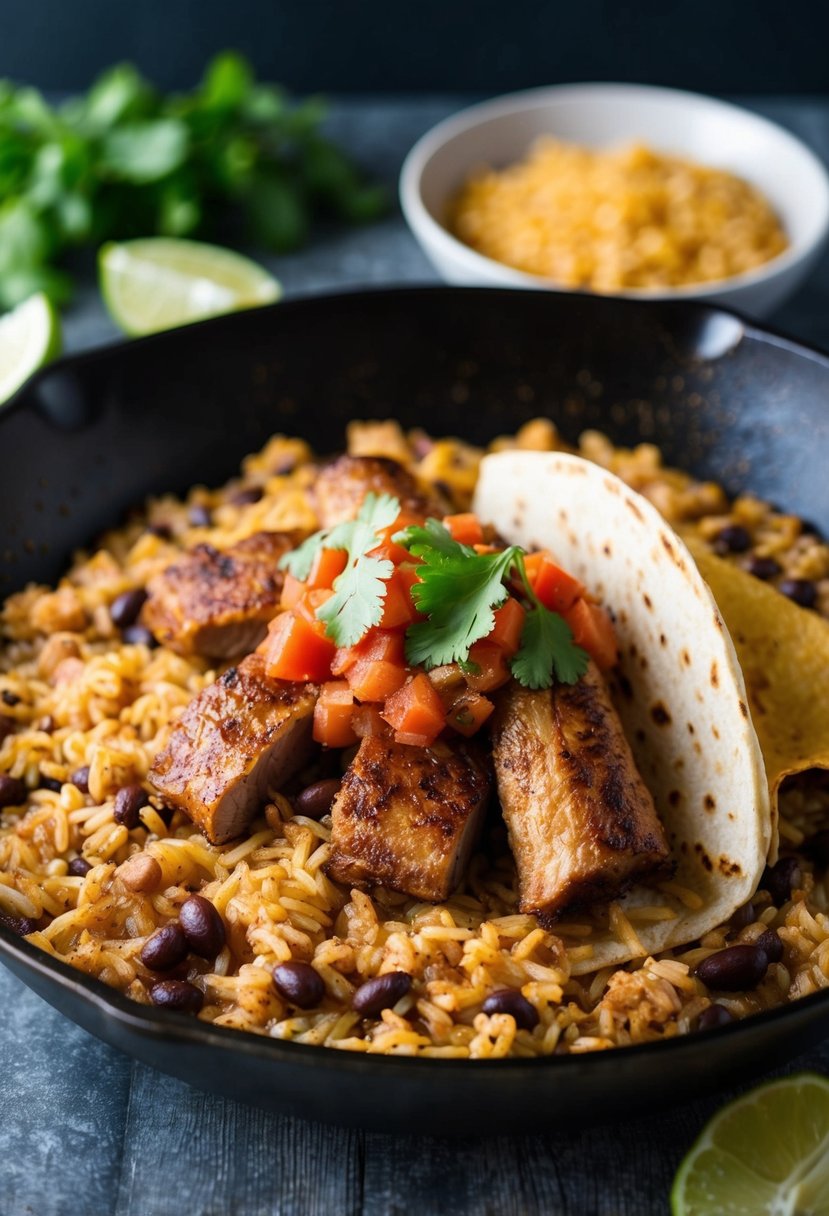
[1,283,828,1079]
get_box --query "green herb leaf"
[315,493,400,646]
[511,605,589,688]
[403,532,518,668]
[101,119,190,183]
[278,529,331,580]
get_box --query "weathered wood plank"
[112,1066,363,1216]
[0,969,132,1216]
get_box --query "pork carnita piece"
[311,453,447,528]
[491,662,670,920]
[326,735,491,902]
[150,652,316,843]
[142,531,297,659]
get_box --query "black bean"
[140,923,189,971]
[149,979,203,1014]
[804,829,829,869]
[730,901,756,929]
[179,894,226,959]
[352,971,412,1017]
[114,784,149,830]
[1,691,21,707]
[0,715,15,744]
[696,944,769,991]
[755,928,784,964]
[188,504,212,528]
[294,779,342,820]
[230,486,263,506]
[763,856,803,905]
[745,554,781,581]
[110,588,148,629]
[778,578,818,609]
[482,988,540,1031]
[697,1004,736,1031]
[0,912,37,937]
[39,775,63,792]
[272,961,325,1009]
[121,624,158,648]
[713,524,752,555]
[67,856,92,878]
[0,774,27,808]
[70,766,90,794]
[146,522,173,539]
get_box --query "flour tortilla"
[473,451,772,971]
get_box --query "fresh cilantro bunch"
[280,500,588,690]
[0,52,387,309]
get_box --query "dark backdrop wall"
[4,0,829,95]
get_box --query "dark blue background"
[4,0,829,94]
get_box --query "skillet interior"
[1,285,828,1132]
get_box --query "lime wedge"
[0,292,62,405]
[99,238,281,336]
[671,1073,829,1216]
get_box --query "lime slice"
[672,1073,829,1216]
[0,292,62,405]
[99,238,281,336]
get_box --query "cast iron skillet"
[1,287,828,1134]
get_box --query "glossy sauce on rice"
[1,419,828,1058]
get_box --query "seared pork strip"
[326,735,491,902]
[149,652,316,843]
[142,531,296,659]
[491,663,670,919]
[312,455,446,528]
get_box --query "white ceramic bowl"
[400,83,829,317]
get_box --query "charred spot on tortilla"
[704,794,716,811]
[651,702,671,726]
[711,661,720,688]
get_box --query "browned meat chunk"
[490,664,670,919]
[149,652,316,843]
[142,531,295,659]
[312,455,445,528]
[326,735,491,902]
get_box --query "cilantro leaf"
[314,493,399,647]
[511,605,589,688]
[405,545,519,668]
[278,529,329,580]
[395,518,474,561]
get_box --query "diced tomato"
[443,513,483,546]
[307,547,348,590]
[446,691,494,737]
[464,640,511,693]
[473,544,499,555]
[382,673,446,746]
[347,657,408,703]
[352,704,389,738]
[295,587,335,624]
[525,553,584,613]
[563,598,619,671]
[280,572,306,610]
[260,610,336,683]
[332,628,406,676]
[379,569,419,629]
[487,597,525,657]
[313,681,357,747]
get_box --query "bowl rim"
[399,80,829,301]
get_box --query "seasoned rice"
[1,419,828,1058]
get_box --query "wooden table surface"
[2,96,829,1216]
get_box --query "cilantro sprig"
[279,492,399,647]
[397,522,589,688]
[279,505,589,688]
